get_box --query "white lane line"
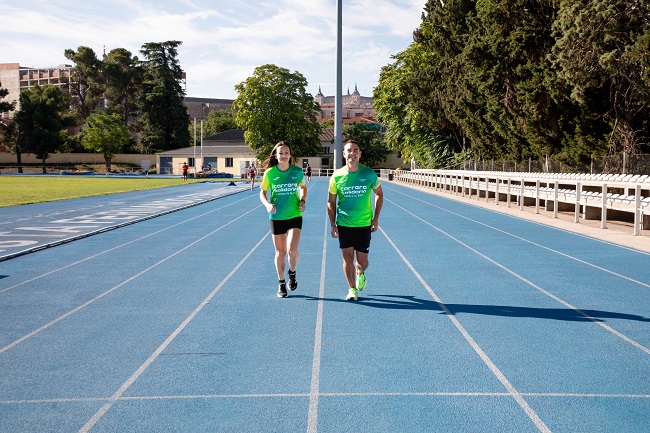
[0,205,263,354]
[380,226,553,433]
[78,231,270,433]
[390,188,650,286]
[389,199,650,356]
[306,212,329,433]
[0,195,254,295]
[3,391,649,405]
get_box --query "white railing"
[382,169,650,236]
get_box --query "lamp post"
[200,103,208,174]
[193,118,197,176]
[200,119,204,172]
[334,0,343,169]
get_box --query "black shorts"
[337,225,371,253]
[270,216,303,235]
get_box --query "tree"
[233,64,322,160]
[374,17,459,169]
[15,85,73,173]
[0,80,19,170]
[138,41,190,153]
[0,80,15,113]
[0,119,20,171]
[343,123,390,168]
[81,111,130,172]
[63,46,104,118]
[204,108,237,136]
[551,0,650,159]
[189,108,238,140]
[103,48,142,127]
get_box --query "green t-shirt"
[261,165,306,221]
[329,164,380,227]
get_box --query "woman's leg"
[271,233,287,280]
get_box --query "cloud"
[0,0,423,99]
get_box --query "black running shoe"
[278,281,288,298]
[288,271,298,291]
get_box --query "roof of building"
[317,116,376,124]
[157,145,254,156]
[203,129,245,141]
[320,128,334,143]
[184,97,235,105]
[158,128,334,155]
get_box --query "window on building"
[225,158,233,167]
[188,158,195,167]
[321,157,330,168]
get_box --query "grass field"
[0,177,206,207]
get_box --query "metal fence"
[448,154,650,175]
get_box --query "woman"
[259,141,307,297]
[248,163,257,190]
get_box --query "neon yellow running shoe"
[356,272,367,291]
[346,287,358,301]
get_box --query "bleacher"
[382,169,650,236]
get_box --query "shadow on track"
[291,294,650,323]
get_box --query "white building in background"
[0,63,74,118]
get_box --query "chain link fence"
[448,154,650,175]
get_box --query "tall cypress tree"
[138,41,190,153]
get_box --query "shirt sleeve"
[328,175,338,194]
[371,170,381,189]
[261,170,271,190]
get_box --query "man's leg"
[355,251,369,275]
[341,247,356,288]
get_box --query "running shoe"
[278,282,288,298]
[346,287,358,301]
[356,272,367,291]
[288,271,298,291]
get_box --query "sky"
[0,0,425,100]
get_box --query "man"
[328,140,384,301]
[181,162,189,181]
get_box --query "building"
[0,63,74,118]
[156,129,256,176]
[156,128,339,176]
[184,97,234,120]
[314,84,376,121]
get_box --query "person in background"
[305,163,312,182]
[259,142,307,298]
[182,162,189,181]
[249,163,257,190]
[327,140,384,301]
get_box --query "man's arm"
[327,192,339,238]
[371,185,384,232]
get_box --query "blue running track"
[0,178,648,432]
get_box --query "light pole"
[334,0,343,169]
[200,103,208,173]
[200,119,204,172]
[193,118,197,176]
